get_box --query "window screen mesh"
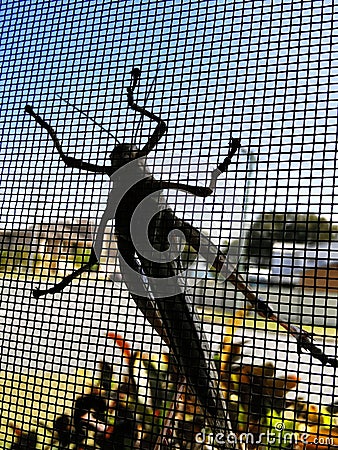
[1,1,338,449]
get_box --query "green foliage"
[30,252,43,272]
[0,246,30,273]
[245,212,337,267]
[0,242,99,276]
[72,245,98,271]
[217,319,338,450]
[2,328,338,449]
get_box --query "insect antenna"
[56,94,121,144]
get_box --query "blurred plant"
[105,332,183,449]
[215,310,338,450]
[73,246,98,271]
[37,332,182,449]
[0,241,98,277]
[34,331,235,450]
[2,326,338,449]
[0,246,30,274]
[244,212,337,269]
[9,424,38,450]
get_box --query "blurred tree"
[245,212,337,268]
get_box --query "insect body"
[25,69,239,437]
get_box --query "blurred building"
[0,220,120,279]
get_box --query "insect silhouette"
[25,68,240,436]
[25,68,338,447]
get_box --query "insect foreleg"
[126,68,167,156]
[32,249,98,298]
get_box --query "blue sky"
[1,0,338,244]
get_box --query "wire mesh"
[1,0,338,449]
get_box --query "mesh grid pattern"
[1,1,338,449]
